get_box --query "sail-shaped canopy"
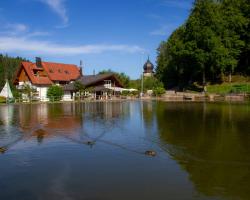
[0,80,13,99]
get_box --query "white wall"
[37,87,49,101]
[63,91,73,101]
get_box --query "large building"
[14,57,126,101]
[14,57,81,101]
[143,57,154,77]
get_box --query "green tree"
[156,0,249,89]
[47,85,64,101]
[0,54,28,89]
[153,87,166,97]
[143,77,164,91]
[74,80,85,98]
[21,84,36,101]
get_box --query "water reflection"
[155,102,250,200]
[0,101,250,200]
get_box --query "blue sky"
[0,0,194,79]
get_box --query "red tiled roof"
[20,61,81,85]
[42,62,80,82]
[21,62,53,85]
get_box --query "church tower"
[143,57,154,77]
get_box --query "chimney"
[36,57,42,68]
[93,69,95,76]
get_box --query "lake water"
[0,101,250,200]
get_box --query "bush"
[121,90,139,97]
[47,85,64,101]
[0,96,6,103]
[143,77,164,91]
[153,87,165,97]
[121,90,130,96]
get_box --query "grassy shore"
[207,83,250,94]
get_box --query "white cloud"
[4,23,28,35]
[0,22,51,39]
[40,0,68,26]
[26,31,51,38]
[0,36,144,55]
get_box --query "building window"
[104,80,111,88]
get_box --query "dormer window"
[58,69,62,73]
[65,70,69,74]
[49,69,54,73]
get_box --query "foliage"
[121,90,139,96]
[156,0,250,90]
[143,76,164,91]
[128,79,141,90]
[74,80,86,96]
[0,54,28,89]
[47,85,64,101]
[0,96,6,103]
[98,69,130,88]
[21,84,36,99]
[153,87,166,96]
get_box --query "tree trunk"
[203,69,206,92]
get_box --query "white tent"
[0,80,13,99]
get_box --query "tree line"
[0,54,28,89]
[156,0,250,90]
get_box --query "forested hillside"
[156,0,250,89]
[0,54,28,89]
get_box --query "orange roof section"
[19,60,81,85]
[42,62,81,82]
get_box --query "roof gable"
[64,73,123,91]
[79,73,123,87]
[20,62,52,85]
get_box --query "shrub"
[121,90,130,96]
[47,85,64,101]
[0,96,6,103]
[153,87,165,97]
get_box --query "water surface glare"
[0,101,250,200]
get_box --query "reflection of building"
[143,57,154,77]
[0,105,14,127]
[18,103,82,142]
[14,57,81,101]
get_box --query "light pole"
[140,52,145,98]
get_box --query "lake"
[0,101,250,200]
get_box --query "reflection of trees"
[141,101,155,129]
[156,102,250,200]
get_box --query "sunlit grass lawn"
[207,83,250,94]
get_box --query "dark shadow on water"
[155,102,250,200]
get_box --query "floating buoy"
[0,147,7,154]
[86,141,95,146]
[145,150,157,157]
